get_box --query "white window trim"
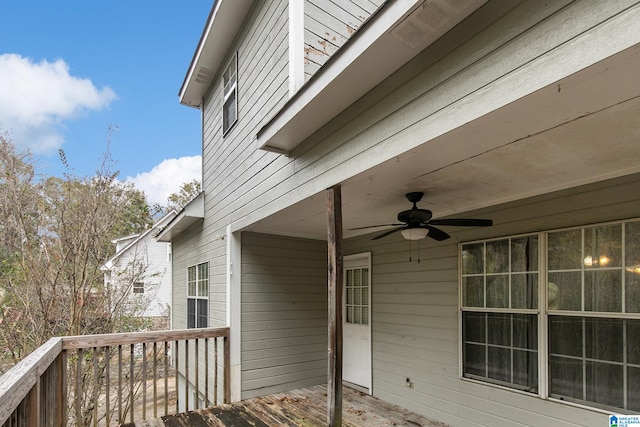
[459,218,640,414]
[187,262,209,328]
[222,52,238,136]
[133,281,145,294]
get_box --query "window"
[133,282,144,294]
[461,235,539,392]
[345,266,369,325]
[187,262,208,328]
[548,221,640,411]
[222,53,237,135]
[461,219,640,412]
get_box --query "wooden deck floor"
[126,385,448,427]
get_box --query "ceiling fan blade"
[429,218,493,227]
[349,223,404,231]
[372,227,405,240]
[425,225,450,241]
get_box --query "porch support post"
[326,185,343,426]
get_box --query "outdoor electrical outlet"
[406,378,413,388]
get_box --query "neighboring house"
[103,211,177,328]
[157,1,640,425]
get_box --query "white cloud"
[0,54,116,153]
[127,156,202,206]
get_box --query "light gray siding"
[212,0,640,236]
[344,173,640,427]
[304,0,384,80]
[172,0,640,419]
[241,232,327,399]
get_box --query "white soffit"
[156,193,205,242]
[179,0,253,108]
[256,0,487,154]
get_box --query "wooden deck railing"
[0,327,230,427]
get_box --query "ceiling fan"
[352,192,493,241]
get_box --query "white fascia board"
[257,0,486,154]
[155,193,205,242]
[179,0,253,108]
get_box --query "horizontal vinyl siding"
[200,0,289,236]
[304,0,384,80]
[343,173,640,427]
[241,232,328,399]
[219,0,640,236]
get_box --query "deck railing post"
[224,335,230,404]
[26,376,40,427]
[0,327,231,427]
[59,351,68,427]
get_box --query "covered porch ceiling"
[244,44,640,241]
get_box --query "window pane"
[511,273,538,309]
[550,356,583,400]
[511,236,538,272]
[463,312,485,344]
[362,307,369,325]
[628,320,640,365]
[199,263,208,280]
[486,275,508,308]
[188,280,196,297]
[513,350,538,390]
[354,269,361,286]
[362,268,369,286]
[198,280,207,297]
[464,343,485,377]
[584,224,622,269]
[625,220,640,271]
[354,306,361,324]
[486,240,509,273]
[487,313,510,346]
[347,306,353,323]
[549,316,582,357]
[354,287,361,305]
[548,229,582,270]
[585,361,623,408]
[626,223,640,312]
[626,272,640,313]
[584,270,621,312]
[223,90,237,132]
[362,287,368,306]
[584,318,622,363]
[197,300,208,328]
[346,288,353,305]
[463,276,484,307]
[549,272,581,311]
[187,299,196,329]
[487,346,511,383]
[462,243,484,274]
[629,367,640,412]
[513,314,537,350]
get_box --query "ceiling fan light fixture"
[401,228,428,240]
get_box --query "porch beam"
[326,185,343,426]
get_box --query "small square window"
[133,282,144,294]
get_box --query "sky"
[0,1,213,205]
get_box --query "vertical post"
[327,185,343,427]
[224,335,230,404]
[60,351,68,427]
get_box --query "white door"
[343,253,371,392]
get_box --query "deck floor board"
[127,385,449,426]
